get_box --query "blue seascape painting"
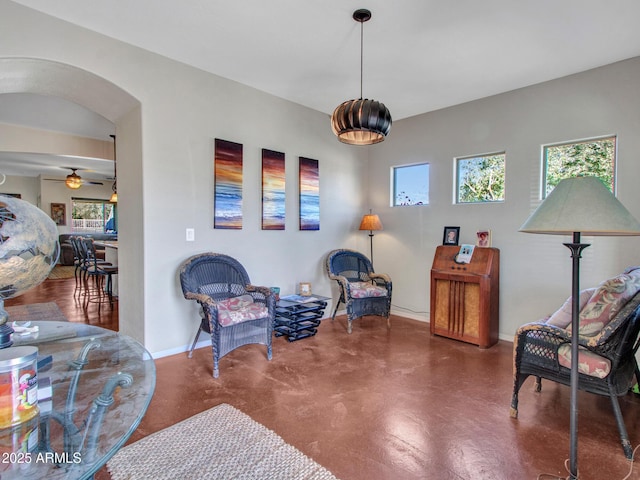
[299,157,319,230]
[262,149,285,230]
[214,139,243,229]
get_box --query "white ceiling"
[3,0,640,178]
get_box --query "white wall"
[0,1,369,354]
[0,175,38,204]
[369,57,640,339]
[4,1,640,351]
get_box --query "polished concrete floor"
[8,277,640,479]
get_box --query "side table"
[274,295,329,341]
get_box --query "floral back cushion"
[546,288,596,329]
[568,268,640,336]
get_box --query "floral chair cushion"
[557,344,611,379]
[349,281,388,299]
[215,294,268,327]
[546,288,596,329]
[568,268,640,336]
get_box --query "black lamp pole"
[564,232,590,479]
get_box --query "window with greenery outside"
[543,136,615,197]
[71,198,116,233]
[456,153,505,204]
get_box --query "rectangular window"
[392,163,429,206]
[543,136,616,197]
[71,198,116,233]
[455,152,505,204]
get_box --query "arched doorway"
[0,57,145,342]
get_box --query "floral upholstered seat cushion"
[349,281,388,299]
[557,344,611,379]
[568,268,640,336]
[215,294,268,327]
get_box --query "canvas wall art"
[299,157,319,230]
[262,149,285,230]
[214,139,243,229]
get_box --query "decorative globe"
[0,195,60,347]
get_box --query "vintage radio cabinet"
[430,245,499,348]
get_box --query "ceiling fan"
[44,168,104,190]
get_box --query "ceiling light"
[331,9,392,145]
[65,169,82,189]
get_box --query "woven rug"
[107,403,339,480]
[5,302,67,323]
[48,265,76,279]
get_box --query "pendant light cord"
[359,19,364,100]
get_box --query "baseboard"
[151,338,210,359]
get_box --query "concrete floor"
[8,279,640,479]
[106,316,640,480]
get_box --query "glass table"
[0,321,156,479]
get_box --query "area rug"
[48,265,76,279]
[107,403,339,480]
[5,302,67,322]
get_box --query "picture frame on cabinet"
[443,226,460,246]
[476,230,491,247]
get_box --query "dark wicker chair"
[179,253,274,378]
[510,290,640,459]
[325,249,392,334]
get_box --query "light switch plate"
[186,228,195,242]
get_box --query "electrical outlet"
[186,228,195,242]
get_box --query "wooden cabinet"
[430,245,499,348]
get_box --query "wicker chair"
[179,253,274,378]
[325,249,392,334]
[510,288,640,459]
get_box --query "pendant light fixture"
[110,134,118,203]
[331,8,392,145]
[65,169,82,189]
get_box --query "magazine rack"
[430,245,500,348]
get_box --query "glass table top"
[1,321,156,479]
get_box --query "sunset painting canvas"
[299,157,319,230]
[214,139,243,229]
[262,149,285,230]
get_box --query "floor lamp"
[519,176,640,479]
[359,210,383,266]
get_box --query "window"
[455,152,505,204]
[543,136,616,197]
[392,163,429,206]
[71,198,116,233]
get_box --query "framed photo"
[51,203,66,226]
[476,230,492,247]
[443,226,460,246]
[299,282,312,296]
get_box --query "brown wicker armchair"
[510,281,640,459]
[325,249,392,333]
[179,253,274,378]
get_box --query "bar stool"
[79,238,118,312]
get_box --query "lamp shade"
[359,214,383,231]
[520,176,640,236]
[331,99,392,145]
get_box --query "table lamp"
[359,210,383,266]
[519,175,640,479]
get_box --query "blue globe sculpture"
[0,195,60,347]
